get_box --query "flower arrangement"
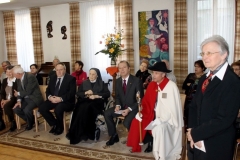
[95,28,126,64]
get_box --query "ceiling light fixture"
[0,0,10,4]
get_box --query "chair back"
[180,94,186,111]
[39,85,47,101]
[0,67,4,76]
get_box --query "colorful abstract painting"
[138,10,169,66]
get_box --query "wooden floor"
[0,143,80,160]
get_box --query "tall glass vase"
[111,57,117,67]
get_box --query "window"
[80,0,114,82]
[15,9,34,71]
[187,0,235,73]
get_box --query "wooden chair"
[2,108,9,127]
[234,138,240,160]
[42,77,47,85]
[116,116,125,127]
[0,67,4,76]
[44,109,68,134]
[15,85,47,132]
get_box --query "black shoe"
[54,128,63,135]
[95,128,100,141]
[0,120,6,131]
[25,125,33,131]
[66,132,70,140]
[106,134,119,146]
[144,142,153,153]
[9,121,17,132]
[49,125,57,134]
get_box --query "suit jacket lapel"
[22,72,28,90]
[51,76,57,93]
[118,78,125,97]
[203,76,221,96]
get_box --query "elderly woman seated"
[0,66,18,132]
[67,68,110,144]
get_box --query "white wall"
[132,0,175,73]
[0,12,7,62]
[40,4,71,67]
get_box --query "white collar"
[7,77,16,86]
[122,75,129,81]
[90,79,97,83]
[206,62,228,81]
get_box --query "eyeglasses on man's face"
[200,51,221,57]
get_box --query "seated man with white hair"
[12,66,43,130]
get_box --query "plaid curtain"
[69,3,81,72]
[174,0,188,91]
[30,8,44,67]
[234,0,240,61]
[3,11,18,65]
[114,0,134,74]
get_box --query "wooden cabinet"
[38,62,70,77]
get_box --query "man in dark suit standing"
[13,66,43,130]
[104,60,144,146]
[39,62,76,135]
[187,35,240,160]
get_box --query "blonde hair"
[141,59,149,66]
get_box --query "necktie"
[54,78,61,96]
[123,79,127,94]
[201,73,213,93]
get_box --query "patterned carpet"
[0,115,154,160]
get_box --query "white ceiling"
[0,0,98,11]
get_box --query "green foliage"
[95,28,126,61]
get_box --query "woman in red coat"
[71,61,87,87]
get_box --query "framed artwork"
[138,10,169,66]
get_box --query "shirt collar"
[122,75,129,82]
[206,61,228,80]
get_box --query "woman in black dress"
[68,68,110,144]
[182,60,206,102]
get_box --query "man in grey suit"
[13,66,43,130]
[104,60,144,146]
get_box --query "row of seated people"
[0,59,88,131]
[0,62,90,135]
[0,59,184,159]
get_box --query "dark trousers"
[13,98,36,126]
[104,107,138,136]
[3,100,15,121]
[38,100,74,129]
